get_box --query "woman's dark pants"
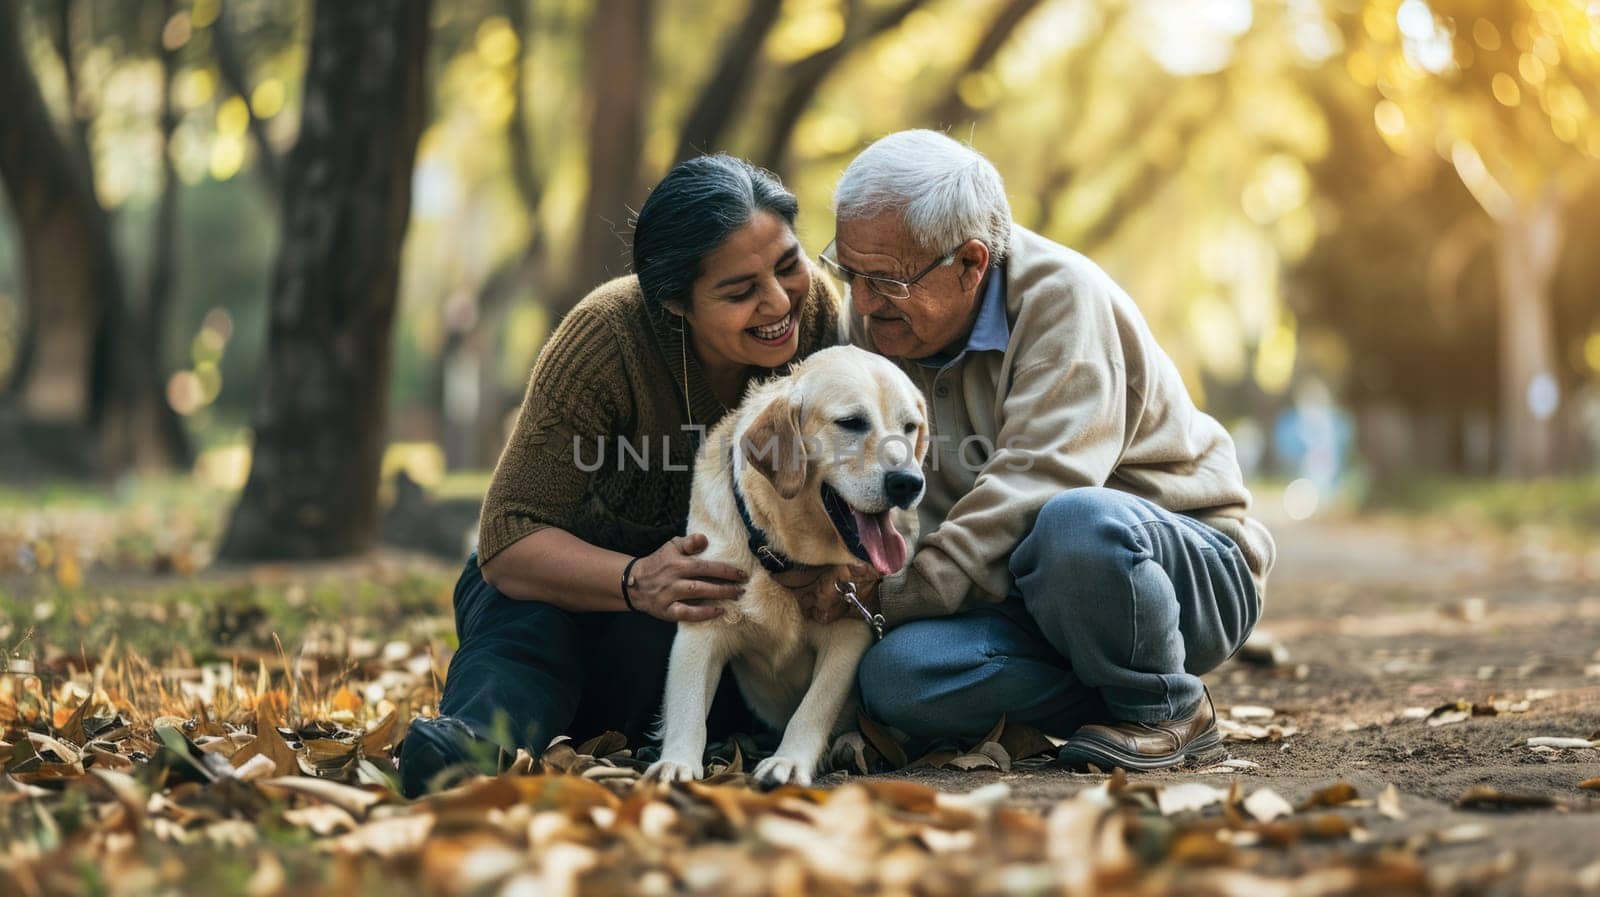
[399,554,754,796]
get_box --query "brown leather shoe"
[1056,689,1227,772]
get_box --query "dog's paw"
[643,758,703,782]
[752,755,813,787]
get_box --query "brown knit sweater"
[477,271,844,564]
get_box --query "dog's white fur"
[645,345,929,786]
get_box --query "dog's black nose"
[883,470,923,509]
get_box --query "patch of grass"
[0,473,231,512]
[1364,476,1600,533]
[0,475,232,577]
[3,562,456,668]
[431,470,492,501]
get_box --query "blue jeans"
[858,487,1261,737]
[436,555,757,752]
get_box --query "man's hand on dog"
[799,564,882,624]
[629,534,746,622]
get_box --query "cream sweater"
[854,225,1276,625]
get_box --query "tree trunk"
[119,0,194,472]
[567,0,649,314]
[218,0,432,560]
[930,0,1045,127]
[1493,190,1563,478]
[211,0,284,198]
[48,0,94,184]
[756,0,928,178]
[433,0,541,471]
[0,0,114,473]
[671,0,783,164]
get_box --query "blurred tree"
[1293,68,1502,477]
[427,0,954,469]
[127,0,194,473]
[0,0,106,472]
[882,1,1299,409]
[431,0,547,469]
[210,0,285,197]
[570,0,650,298]
[1347,0,1600,476]
[219,0,432,560]
[0,0,190,474]
[670,0,784,164]
[756,0,929,178]
[928,0,1047,128]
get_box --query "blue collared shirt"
[915,266,1009,371]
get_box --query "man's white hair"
[834,129,1012,261]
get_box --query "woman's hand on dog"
[629,534,747,622]
[802,564,882,624]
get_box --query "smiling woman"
[395,154,844,797]
[663,211,810,402]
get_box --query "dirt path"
[875,505,1600,887]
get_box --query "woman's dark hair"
[631,154,798,311]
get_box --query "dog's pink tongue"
[851,509,908,576]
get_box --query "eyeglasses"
[817,239,962,301]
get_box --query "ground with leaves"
[2,484,1599,895]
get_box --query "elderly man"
[819,130,1275,771]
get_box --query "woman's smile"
[746,312,797,346]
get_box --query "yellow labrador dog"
[646,345,929,786]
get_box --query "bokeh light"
[1283,478,1320,521]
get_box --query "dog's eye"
[902,423,918,435]
[835,416,869,433]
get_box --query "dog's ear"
[742,397,808,499]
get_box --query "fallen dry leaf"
[1236,629,1290,667]
[1196,757,1261,774]
[903,748,958,770]
[282,802,359,835]
[331,812,434,858]
[575,730,627,758]
[1424,700,1483,727]
[996,721,1056,761]
[233,752,278,781]
[230,698,300,776]
[1456,786,1560,812]
[1526,736,1595,750]
[257,775,387,817]
[1243,787,1295,823]
[361,710,402,756]
[1441,596,1489,622]
[1432,823,1491,845]
[330,687,363,714]
[856,709,908,769]
[1299,782,1359,811]
[830,730,872,773]
[1379,783,1408,820]
[1157,782,1229,816]
[1218,718,1300,742]
[945,752,998,773]
[948,741,1011,772]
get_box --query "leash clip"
[835,579,885,640]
